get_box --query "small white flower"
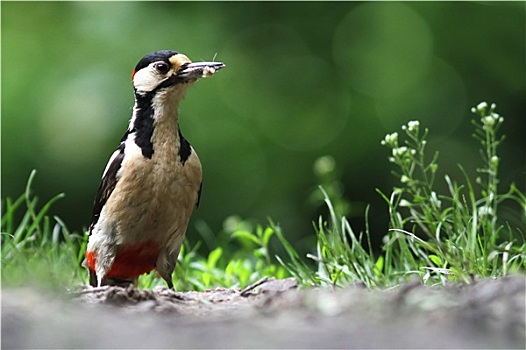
[392,146,408,157]
[476,102,488,111]
[401,175,411,183]
[488,112,504,124]
[392,146,417,160]
[382,132,398,146]
[407,120,420,132]
[490,112,500,120]
[482,116,495,127]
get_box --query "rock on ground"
[2,275,525,349]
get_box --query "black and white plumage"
[84,50,225,289]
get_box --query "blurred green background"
[2,2,525,251]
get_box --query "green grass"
[139,218,290,290]
[2,102,524,291]
[0,174,290,290]
[301,102,525,287]
[1,170,86,289]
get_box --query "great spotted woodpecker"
[84,50,225,289]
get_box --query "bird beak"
[177,62,226,81]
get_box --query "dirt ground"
[2,275,525,349]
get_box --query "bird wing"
[89,141,125,234]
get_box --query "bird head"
[131,50,225,94]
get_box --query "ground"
[2,275,525,349]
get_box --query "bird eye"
[154,62,170,74]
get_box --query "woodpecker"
[84,50,225,289]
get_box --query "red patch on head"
[131,69,137,80]
[86,241,160,279]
